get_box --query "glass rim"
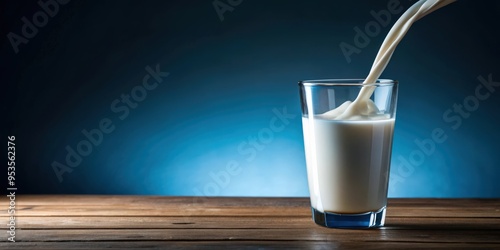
[299,79,398,86]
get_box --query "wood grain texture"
[1,196,499,249]
[2,241,500,250]
[11,216,500,229]
[2,196,499,217]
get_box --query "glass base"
[311,206,386,229]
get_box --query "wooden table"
[1,196,499,249]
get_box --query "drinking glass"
[299,79,398,228]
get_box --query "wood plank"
[2,196,498,218]
[8,228,500,243]
[1,195,310,206]
[9,216,500,230]
[3,204,499,218]
[1,205,307,217]
[2,241,499,250]
[7,216,313,229]
[4,196,500,208]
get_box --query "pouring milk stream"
[322,0,456,120]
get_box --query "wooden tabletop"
[1,196,499,249]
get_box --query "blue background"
[2,0,500,197]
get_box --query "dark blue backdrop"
[2,0,500,197]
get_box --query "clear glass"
[299,79,398,229]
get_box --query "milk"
[303,117,395,213]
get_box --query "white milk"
[303,117,395,213]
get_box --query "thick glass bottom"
[311,206,386,229]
